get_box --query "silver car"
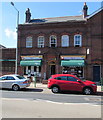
[0,74,31,91]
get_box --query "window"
[16,76,25,79]
[61,35,69,47]
[0,76,7,80]
[74,34,82,47]
[55,76,68,81]
[50,35,57,47]
[26,36,32,48]
[38,36,44,48]
[7,76,15,80]
[67,76,77,81]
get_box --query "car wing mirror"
[77,80,82,83]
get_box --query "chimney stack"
[83,2,88,18]
[25,8,31,23]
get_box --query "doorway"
[50,65,56,75]
[93,65,100,82]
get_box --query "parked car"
[48,74,97,95]
[0,74,31,91]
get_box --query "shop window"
[50,35,57,47]
[61,35,69,47]
[26,36,32,48]
[38,36,44,48]
[74,34,82,47]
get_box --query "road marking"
[2,98,101,107]
[35,99,101,106]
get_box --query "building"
[0,45,16,76]
[1,3,102,83]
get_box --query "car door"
[67,76,82,91]
[3,76,15,88]
[55,76,69,90]
[0,76,7,88]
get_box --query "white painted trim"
[86,7,103,19]
[38,36,45,48]
[61,35,69,47]
[74,34,82,47]
[50,35,57,47]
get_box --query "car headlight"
[91,84,96,86]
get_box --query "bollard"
[34,76,36,88]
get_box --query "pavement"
[28,82,103,94]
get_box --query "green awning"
[61,60,85,67]
[0,59,16,61]
[20,60,42,66]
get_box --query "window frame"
[38,36,45,48]
[74,34,82,47]
[61,35,69,47]
[50,35,57,47]
[26,36,32,48]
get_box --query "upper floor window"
[38,36,44,48]
[74,34,82,47]
[50,35,57,47]
[61,35,69,47]
[26,36,32,48]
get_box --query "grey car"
[0,74,31,91]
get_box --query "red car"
[48,74,97,95]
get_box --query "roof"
[0,44,6,48]
[86,6,103,19]
[25,15,85,24]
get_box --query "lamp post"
[11,2,19,74]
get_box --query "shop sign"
[61,55,86,60]
[21,55,42,60]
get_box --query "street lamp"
[11,2,19,74]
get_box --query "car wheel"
[12,84,20,91]
[51,86,60,93]
[83,87,92,95]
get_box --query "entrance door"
[50,65,56,75]
[93,65,100,82]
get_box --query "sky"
[0,1,102,48]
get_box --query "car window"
[55,76,68,81]
[0,76,7,80]
[67,76,78,81]
[16,76,25,79]
[6,76,15,80]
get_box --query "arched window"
[38,36,44,48]
[74,34,82,47]
[61,35,69,47]
[50,35,57,47]
[26,36,32,48]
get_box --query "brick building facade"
[1,3,103,83]
[0,47,16,76]
[17,3,103,82]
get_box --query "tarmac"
[28,82,102,94]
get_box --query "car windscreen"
[16,76,25,79]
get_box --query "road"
[0,88,102,118]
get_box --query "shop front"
[61,55,86,78]
[20,55,42,77]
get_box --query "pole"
[11,2,19,74]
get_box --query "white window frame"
[61,35,69,47]
[38,36,44,48]
[26,36,32,48]
[50,35,57,47]
[74,34,82,47]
